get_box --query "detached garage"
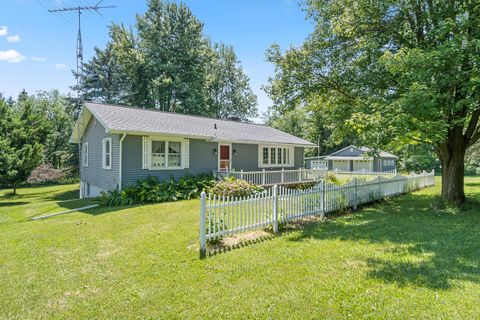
[325,145,397,173]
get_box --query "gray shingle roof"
[358,147,397,158]
[325,145,397,159]
[78,102,315,146]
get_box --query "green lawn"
[1,178,479,319]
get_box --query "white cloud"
[6,35,20,43]
[32,56,47,62]
[0,26,7,36]
[0,49,26,63]
[55,63,67,70]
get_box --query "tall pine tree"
[77,0,257,119]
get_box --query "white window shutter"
[142,137,151,169]
[258,145,262,167]
[102,140,106,168]
[289,147,294,166]
[182,139,190,168]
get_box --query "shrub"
[26,164,66,184]
[287,182,316,189]
[325,173,341,185]
[99,189,134,206]
[210,177,263,198]
[100,174,216,206]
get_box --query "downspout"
[78,142,82,199]
[118,133,127,191]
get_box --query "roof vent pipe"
[214,123,217,129]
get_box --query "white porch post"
[199,192,207,259]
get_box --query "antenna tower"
[48,1,115,104]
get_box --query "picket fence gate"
[199,171,435,258]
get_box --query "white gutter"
[118,133,127,191]
[325,156,374,160]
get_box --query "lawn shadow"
[46,189,80,201]
[288,193,480,290]
[208,232,276,257]
[0,201,29,207]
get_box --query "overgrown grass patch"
[0,177,479,319]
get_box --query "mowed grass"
[0,178,479,319]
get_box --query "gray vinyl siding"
[80,118,119,191]
[378,157,396,172]
[121,140,307,187]
[231,143,258,171]
[373,159,379,172]
[294,147,304,168]
[231,144,304,171]
[121,136,217,187]
[327,160,333,170]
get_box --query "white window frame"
[143,136,189,170]
[258,145,294,168]
[383,159,394,166]
[102,138,112,170]
[82,142,89,167]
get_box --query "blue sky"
[0,0,312,117]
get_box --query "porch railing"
[213,168,328,186]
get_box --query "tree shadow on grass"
[288,193,480,290]
[0,201,29,207]
[465,181,480,188]
[46,189,80,201]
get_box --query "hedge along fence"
[199,171,435,258]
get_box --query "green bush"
[325,173,341,185]
[99,189,135,206]
[210,177,263,198]
[100,174,216,206]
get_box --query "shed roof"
[70,102,316,147]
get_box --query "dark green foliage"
[100,174,216,206]
[0,91,78,192]
[266,0,480,203]
[207,43,257,121]
[396,144,441,174]
[77,0,257,120]
[0,94,43,194]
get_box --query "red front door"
[219,145,230,171]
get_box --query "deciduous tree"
[266,0,480,204]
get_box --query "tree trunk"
[440,154,465,204]
[437,127,466,205]
[12,185,16,196]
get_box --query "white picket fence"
[199,171,435,258]
[332,168,397,175]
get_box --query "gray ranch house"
[70,103,316,198]
[323,145,397,173]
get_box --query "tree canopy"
[266,0,480,204]
[0,91,76,193]
[77,0,257,121]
